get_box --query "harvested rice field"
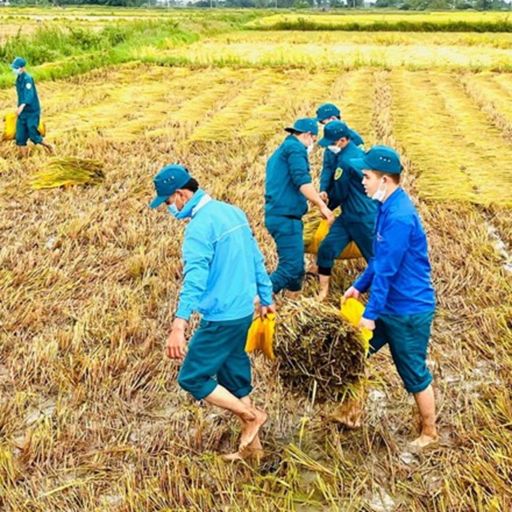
[0,8,511,512]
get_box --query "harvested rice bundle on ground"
[31,157,104,190]
[274,298,368,403]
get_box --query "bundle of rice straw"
[31,158,104,190]
[274,298,368,403]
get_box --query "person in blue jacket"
[315,103,364,209]
[10,57,53,157]
[314,121,377,300]
[343,146,437,449]
[265,118,334,298]
[150,164,275,459]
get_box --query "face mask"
[167,203,179,218]
[328,145,341,154]
[12,68,21,77]
[307,144,314,155]
[372,179,387,202]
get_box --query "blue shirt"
[354,188,435,320]
[176,191,273,322]
[265,135,312,219]
[330,142,377,224]
[16,72,40,116]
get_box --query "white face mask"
[167,203,179,217]
[12,68,21,77]
[307,145,314,155]
[372,178,387,202]
[328,145,341,154]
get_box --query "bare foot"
[317,275,330,302]
[317,289,328,302]
[283,290,301,300]
[409,433,438,449]
[41,142,54,155]
[239,409,267,451]
[222,435,264,462]
[329,400,362,429]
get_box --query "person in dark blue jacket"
[314,121,378,300]
[265,118,334,297]
[315,103,364,209]
[10,57,53,157]
[150,164,275,459]
[343,146,437,449]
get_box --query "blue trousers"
[16,112,43,146]
[177,315,253,401]
[317,216,374,275]
[265,215,304,293]
[370,311,435,393]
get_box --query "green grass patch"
[254,17,512,32]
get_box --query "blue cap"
[284,118,318,137]
[318,120,351,147]
[316,103,341,123]
[350,145,403,174]
[149,164,191,209]
[10,57,26,70]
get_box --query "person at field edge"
[10,57,53,157]
[149,164,275,460]
[315,103,364,210]
[341,146,437,449]
[314,120,377,301]
[265,117,334,298]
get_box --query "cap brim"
[349,157,370,171]
[149,195,169,209]
[285,127,301,134]
[318,137,333,148]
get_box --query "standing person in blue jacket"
[10,57,53,157]
[315,103,364,209]
[149,164,275,459]
[314,121,377,301]
[343,146,437,449]
[265,118,334,298]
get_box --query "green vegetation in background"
[0,12,261,88]
[256,17,512,31]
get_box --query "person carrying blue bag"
[343,146,438,449]
[10,57,53,157]
[149,164,275,460]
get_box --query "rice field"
[0,8,511,512]
[152,31,512,71]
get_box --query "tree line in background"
[5,0,512,12]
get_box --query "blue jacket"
[319,128,364,197]
[265,135,312,220]
[354,188,435,320]
[334,143,378,223]
[176,191,273,322]
[16,72,40,116]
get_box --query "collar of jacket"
[285,134,307,150]
[176,189,211,220]
[380,187,403,213]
